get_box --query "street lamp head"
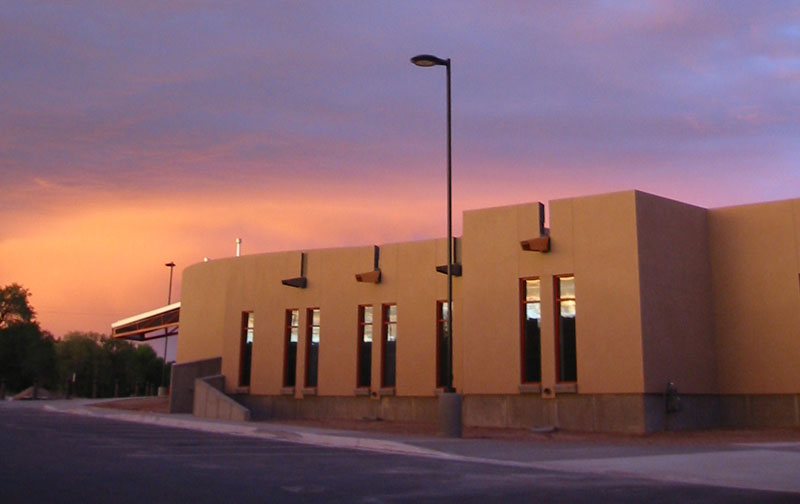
[411,54,449,67]
[165,262,175,268]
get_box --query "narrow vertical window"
[283,309,299,387]
[436,301,449,388]
[305,308,320,388]
[357,305,373,388]
[556,275,577,382]
[381,304,397,388]
[520,278,541,383]
[239,311,254,387]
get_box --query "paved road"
[0,404,797,503]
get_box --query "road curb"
[45,404,455,460]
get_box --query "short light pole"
[161,261,176,392]
[411,53,461,437]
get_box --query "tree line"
[0,283,167,398]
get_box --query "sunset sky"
[2,1,799,342]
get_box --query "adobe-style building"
[169,190,800,433]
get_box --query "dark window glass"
[283,309,299,387]
[381,304,397,388]
[305,308,320,388]
[239,312,254,387]
[436,301,450,388]
[556,276,577,382]
[521,279,541,383]
[357,305,372,388]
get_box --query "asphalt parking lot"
[1,402,798,503]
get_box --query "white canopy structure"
[111,302,180,341]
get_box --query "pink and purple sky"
[2,1,799,339]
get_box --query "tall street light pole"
[162,262,176,390]
[166,262,176,305]
[411,54,461,437]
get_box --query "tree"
[101,337,137,397]
[0,283,35,329]
[130,344,162,395]
[57,332,103,398]
[56,331,166,398]
[0,322,56,393]
[0,284,168,398]
[0,284,55,394]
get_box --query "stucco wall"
[460,202,539,395]
[709,199,800,394]
[179,240,454,398]
[568,191,645,394]
[177,260,237,363]
[180,191,648,402]
[460,191,645,396]
[173,190,800,432]
[635,192,717,394]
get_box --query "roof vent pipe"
[236,238,242,257]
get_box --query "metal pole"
[167,264,174,305]
[162,262,175,388]
[445,59,454,393]
[411,53,461,436]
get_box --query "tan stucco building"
[172,190,800,433]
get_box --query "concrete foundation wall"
[235,392,749,434]
[718,394,800,428]
[643,394,720,432]
[169,357,222,413]
[196,390,800,433]
[237,394,438,424]
[463,393,649,433]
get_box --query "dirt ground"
[94,397,170,414]
[95,396,800,446]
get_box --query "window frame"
[380,303,397,388]
[436,300,449,389]
[554,274,577,383]
[283,308,299,388]
[305,307,320,388]
[356,304,373,389]
[238,311,254,387]
[519,277,542,384]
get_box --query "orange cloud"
[0,180,450,337]
[2,157,761,339]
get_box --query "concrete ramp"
[193,375,250,422]
[12,386,55,400]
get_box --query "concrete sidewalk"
[37,399,800,495]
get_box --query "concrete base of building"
[643,394,720,433]
[236,393,659,433]
[463,393,658,433]
[225,392,800,434]
[718,394,800,429]
[236,394,438,424]
[438,392,462,438]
